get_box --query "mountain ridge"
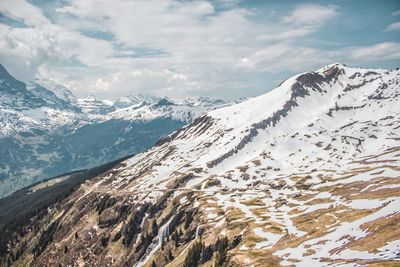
[1,63,399,266]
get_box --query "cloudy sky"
[0,0,399,100]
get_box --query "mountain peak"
[325,62,346,68]
[0,63,7,73]
[113,94,161,110]
[0,63,20,82]
[154,98,175,107]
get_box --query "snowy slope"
[0,65,82,137]
[112,94,162,109]
[0,64,46,111]
[76,95,114,114]
[13,63,400,267]
[34,78,79,107]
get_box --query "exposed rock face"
[1,63,400,267]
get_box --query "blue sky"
[0,0,399,100]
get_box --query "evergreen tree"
[101,235,109,247]
[184,214,192,229]
[172,231,179,247]
[151,220,158,236]
[183,240,203,267]
[215,236,229,266]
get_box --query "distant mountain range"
[0,64,232,197]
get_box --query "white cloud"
[236,44,337,73]
[0,0,49,26]
[256,4,339,42]
[392,9,400,16]
[282,4,338,25]
[1,0,261,98]
[0,21,115,80]
[384,21,400,32]
[216,0,241,8]
[256,27,315,42]
[350,42,400,61]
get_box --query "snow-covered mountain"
[76,95,114,114]
[112,94,162,110]
[2,63,399,266]
[0,64,228,197]
[0,65,81,137]
[178,96,227,107]
[0,64,228,138]
[0,64,46,111]
[34,78,79,107]
[26,83,80,112]
[109,97,230,122]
